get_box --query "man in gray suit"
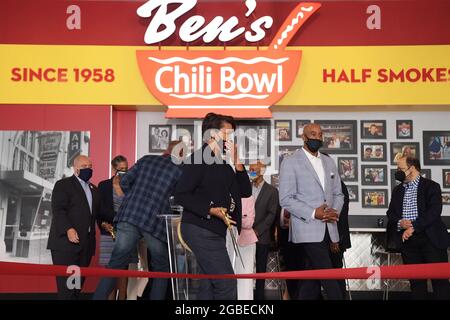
[249,161,280,300]
[279,123,344,300]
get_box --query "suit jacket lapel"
[71,175,91,213]
[299,148,323,189]
[255,182,268,205]
[322,157,330,193]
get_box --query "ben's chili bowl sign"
[136,1,321,118]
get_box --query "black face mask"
[395,167,410,183]
[78,168,93,182]
[305,137,323,153]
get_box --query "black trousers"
[279,228,307,299]
[297,230,344,300]
[181,223,237,300]
[255,243,270,300]
[329,250,347,299]
[51,246,92,300]
[401,232,450,300]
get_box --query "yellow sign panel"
[1,44,449,106]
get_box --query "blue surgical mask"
[248,171,258,180]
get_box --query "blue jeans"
[93,222,169,300]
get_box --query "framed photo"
[443,192,450,205]
[361,165,388,186]
[296,120,311,139]
[275,120,292,141]
[271,174,279,189]
[443,169,450,189]
[277,145,301,169]
[423,131,450,165]
[390,142,420,165]
[420,169,432,180]
[396,120,413,139]
[362,189,389,208]
[390,169,431,189]
[314,120,357,154]
[149,125,172,153]
[236,120,271,165]
[361,142,387,162]
[337,157,358,182]
[346,185,359,202]
[175,125,195,154]
[361,120,386,139]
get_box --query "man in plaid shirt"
[93,141,183,300]
[387,156,450,300]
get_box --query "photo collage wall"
[270,116,450,214]
[136,111,450,217]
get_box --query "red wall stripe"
[1,0,450,46]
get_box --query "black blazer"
[338,181,351,251]
[47,175,99,256]
[253,182,280,245]
[97,178,116,235]
[386,177,449,250]
[175,144,252,238]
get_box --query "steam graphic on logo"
[245,0,257,16]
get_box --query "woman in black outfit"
[97,155,130,300]
[175,113,252,300]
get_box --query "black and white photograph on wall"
[296,120,311,139]
[149,125,171,153]
[337,157,358,182]
[0,130,90,264]
[423,131,450,165]
[314,120,357,154]
[362,189,389,208]
[361,120,386,139]
[443,169,450,189]
[390,169,431,189]
[396,120,413,139]
[235,120,271,165]
[275,120,292,142]
[175,125,195,155]
[361,142,387,162]
[442,192,450,205]
[271,174,279,189]
[277,145,301,169]
[361,165,387,186]
[391,142,420,165]
[347,185,359,202]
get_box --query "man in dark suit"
[249,160,280,300]
[47,154,100,300]
[387,156,450,300]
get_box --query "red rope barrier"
[0,261,449,280]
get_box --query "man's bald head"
[73,155,92,171]
[302,123,323,140]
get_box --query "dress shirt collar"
[303,147,321,160]
[403,175,420,188]
[75,175,90,187]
